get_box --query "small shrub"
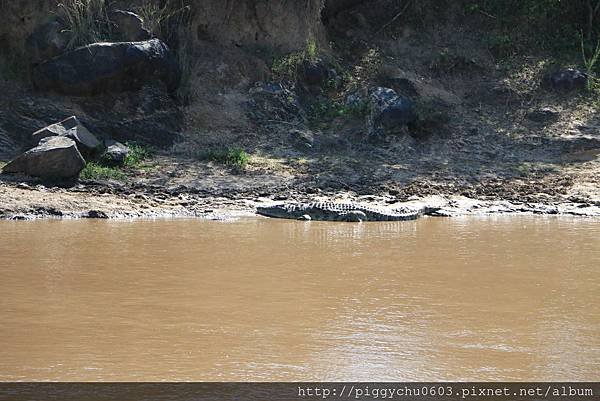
[135,0,189,41]
[305,38,318,62]
[272,37,319,82]
[342,48,382,94]
[203,148,250,171]
[123,143,151,168]
[80,162,126,180]
[306,99,369,128]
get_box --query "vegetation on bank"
[271,38,319,82]
[204,148,250,171]
[79,143,152,181]
[121,143,151,168]
[80,162,126,180]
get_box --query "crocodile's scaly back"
[256,202,433,222]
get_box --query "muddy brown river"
[0,217,598,381]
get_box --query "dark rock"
[39,207,63,217]
[542,69,587,92]
[87,210,109,219]
[369,87,415,136]
[32,116,103,160]
[102,139,129,166]
[25,19,71,65]
[2,136,86,179]
[526,107,560,124]
[109,10,151,42]
[32,38,180,95]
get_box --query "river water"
[0,217,598,381]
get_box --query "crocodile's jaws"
[257,202,437,222]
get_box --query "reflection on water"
[0,217,598,381]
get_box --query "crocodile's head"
[257,204,301,219]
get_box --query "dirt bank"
[1,150,599,220]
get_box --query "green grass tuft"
[81,143,152,180]
[123,142,151,168]
[79,162,126,181]
[58,0,112,50]
[204,148,250,171]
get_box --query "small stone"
[526,108,559,124]
[87,210,108,219]
[298,214,312,221]
[102,139,129,166]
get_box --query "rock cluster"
[31,116,103,160]
[2,117,129,180]
[24,8,179,96]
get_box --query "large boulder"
[2,136,86,179]
[369,87,415,136]
[32,116,103,160]
[32,38,180,95]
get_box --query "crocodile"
[256,202,438,222]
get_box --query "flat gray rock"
[3,136,86,179]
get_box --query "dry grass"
[58,0,112,49]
